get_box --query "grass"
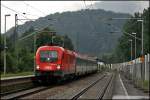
[136,79,143,88]
[135,79,149,91]
[0,71,34,78]
[143,80,149,90]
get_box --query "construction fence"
[111,53,149,91]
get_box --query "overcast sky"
[1,1,149,34]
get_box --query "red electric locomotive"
[34,45,97,83]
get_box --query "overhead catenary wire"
[23,13,41,18]
[2,3,44,27]
[83,0,93,30]
[108,22,142,41]
[83,0,97,35]
[23,1,46,16]
[1,4,30,27]
[89,0,94,9]
[17,19,26,24]
[2,4,35,30]
[1,4,30,20]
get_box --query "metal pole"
[134,34,137,85]
[141,20,144,55]
[134,34,137,84]
[141,20,144,89]
[137,20,144,88]
[135,34,136,59]
[131,40,133,61]
[137,20,144,56]
[4,14,10,75]
[14,14,17,48]
[132,33,136,59]
[4,15,6,75]
[15,14,19,67]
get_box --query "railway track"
[1,75,35,96]
[21,73,104,99]
[1,76,60,99]
[71,73,115,99]
[21,72,114,99]
[1,74,97,99]
[1,72,115,99]
[1,86,51,99]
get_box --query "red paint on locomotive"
[35,46,76,78]
[34,45,97,83]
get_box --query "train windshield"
[40,51,58,62]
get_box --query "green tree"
[18,48,34,72]
[0,26,74,74]
[114,7,149,62]
[142,8,150,53]
[36,27,54,48]
[36,27,74,50]
[64,35,74,50]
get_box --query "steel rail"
[0,86,35,96]
[71,74,106,100]
[98,73,114,99]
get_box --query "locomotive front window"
[40,51,58,62]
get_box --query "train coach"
[34,45,97,83]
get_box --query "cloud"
[89,1,149,14]
[1,1,98,33]
[1,1,149,33]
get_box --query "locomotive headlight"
[36,65,40,70]
[57,64,61,70]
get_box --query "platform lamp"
[4,14,11,75]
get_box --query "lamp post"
[108,17,144,56]
[137,20,144,56]
[137,19,145,88]
[4,14,11,75]
[132,33,137,83]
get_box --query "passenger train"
[34,45,97,83]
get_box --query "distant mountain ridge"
[6,9,131,56]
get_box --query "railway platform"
[112,72,149,99]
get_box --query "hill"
[6,9,131,56]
